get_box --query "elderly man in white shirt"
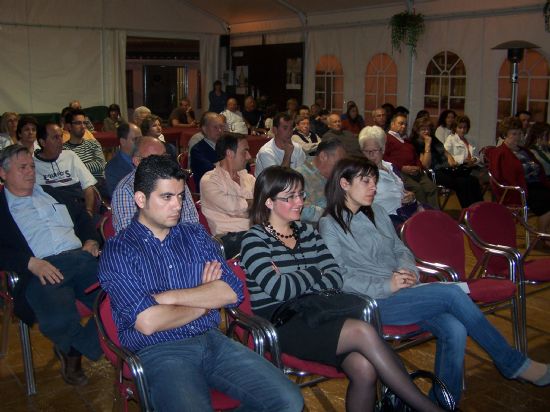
[220,98,248,135]
[200,132,255,257]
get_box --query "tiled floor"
[1,196,550,411]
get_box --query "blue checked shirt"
[111,170,199,233]
[98,219,244,352]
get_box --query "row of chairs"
[2,201,548,408]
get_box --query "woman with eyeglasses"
[240,165,443,412]
[359,126,421,226]
[318,156,550,405]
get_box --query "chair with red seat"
[400,209,525,353]
[225,258,380,390]
[99,210,116,242]
[94,290,240,412]
[464,201,550,352]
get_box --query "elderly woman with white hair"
[358,126,422,224]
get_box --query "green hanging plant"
[389,11,425,55]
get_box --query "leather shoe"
[53,346,89,386]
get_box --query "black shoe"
[53,346,89,386]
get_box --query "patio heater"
[492,40,539,116]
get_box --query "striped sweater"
[63,139,106,179]
[240,222,343,319]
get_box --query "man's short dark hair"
[273,112,293,128]
[317,137,343,156]
[117,122,131,140]
[394,106,409,116]
[215,132,247,161]
[64,109,86,125]
[134,155,186,198]
[515,110,531,117]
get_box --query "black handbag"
[270,289,367,328]
[377,369,456,411]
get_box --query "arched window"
[424,51,466,120]
[315,55,344,113]
[497,50,550,122]
[365,53,397,123]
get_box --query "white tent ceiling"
[183,0,406,25]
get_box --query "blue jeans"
[24,249,102,360]
[137,329,303,412]
[377,283,528,402]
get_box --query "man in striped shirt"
[99,155,303,412]
[62,109,107,195]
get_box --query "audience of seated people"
[34,122,97,215]
[111,136,198,232]
[99,155,303,412]
[102,103,124,133]
[220,98,248,134]
[104,122,140,197]
[190,113,225,191]
[255,112,306,176]
[359,125,423,226]
[200,132,255,257]
[489,116,550,245]
[0,144,102,386]
[292,114,321,155]
[15,115,40,153]
[410,116,483,208]
[295,137,346,223]
[169,97,197,128]
[383,113,439,208]
[524,122,550,178]
[322,113,362,157]
[341,103,365,135]
[318,156,550,404]
[62,109,107,196]
[0,111,19,149]
[434,109,456,144]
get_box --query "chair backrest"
[464,202,516,273]
[194,200,212,235]
[177,152,188,169]
[99,210,115,241]
[227,258,253,315]
[95,291,125,369]
[401,210,467,280]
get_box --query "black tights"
[337,319,443,412]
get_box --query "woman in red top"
[490,117,550,240]
[342,104,365,135]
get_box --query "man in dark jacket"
[0,144,101,386]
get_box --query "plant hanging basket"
[389,11,425,55]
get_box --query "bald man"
[111,136,199,232]
[220,98,248,134]
[321,113,361,157]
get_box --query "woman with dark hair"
[291,115,320,155]
[141,115,177,160]
[411,117,482,208]
[103,103,124,132]
[490,117,550,239]
[342,104,365,135]
[524,122,550,177]
[241,166,443,412]
[208,80,228,113]
[15,116,40,153]
[435,110,456,143]
[319,157,550,404]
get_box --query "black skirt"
[527,182,550,216]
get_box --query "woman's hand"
[390,269,417,293]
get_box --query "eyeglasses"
[362,149,382,156]
[272,191,307,203]
[71,121,85,125]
